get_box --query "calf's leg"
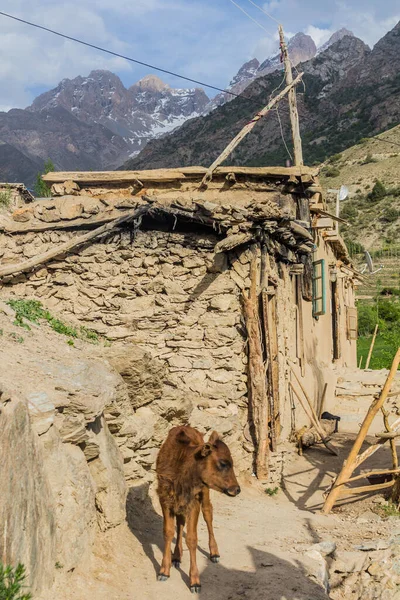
[186,500,201,593]
[201,488,220,562]
[158,504,175,581]
[172,514,185,567]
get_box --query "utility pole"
[278,25,304,166]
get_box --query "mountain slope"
[319,124,400,251]
[123,33,378,171]
[0,141,43,186]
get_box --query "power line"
[0,10,250,99]
[244,0,281,26]
[226,0,274,35]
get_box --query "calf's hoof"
[210,555,220,563]
[158,574,169,582]
[190,584,201,593]
[172,560,181,569]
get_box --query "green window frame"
[312,259,326,318]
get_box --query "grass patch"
[6,299,98,343]
[375,501,400,518]
[0,185,12,208]
[0,563,32,600]
[265,487,279,497]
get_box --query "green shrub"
[362,153,378,165]
[0,184,12,208]
[380,207,399,223]
[368,180,387,201]
[357,301,377,336]
[325,167,340,178]
[34,159,55,198]
[0,563,32,600]
[6,299,98,343]
[329,153,343,163]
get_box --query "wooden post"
[279,25,304,166]
[359,355,363,369]
[242,249,269,480]
[365,324,379,369]
[322,348,400,514]
[200,72,303,187]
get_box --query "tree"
[34,159,55,197]
[368,180,386,201]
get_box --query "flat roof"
[43,166,319,185]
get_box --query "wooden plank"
[43,165,319,185]
[313,217,334,229]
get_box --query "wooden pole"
[359,355,363,369]
[200,72,303,187]
[242,249,269,480]
[365,324,379,369]
[278,25,303,166]
[322,348,400,514]
[0,205,150,279]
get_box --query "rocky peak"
[305,35,370,83]
[258,32,316,75]
[318,28,354,54]
[230,58,260,87]
[131,74,171,93]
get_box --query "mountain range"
[0,23,399,187]
[125,21,400,171]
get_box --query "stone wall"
[0,227,258,476]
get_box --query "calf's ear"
[196,443,212,459]
[208,431,220,446]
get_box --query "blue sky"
[0,0,399,111]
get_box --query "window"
[347,307,358,340]
[312,259,326,317]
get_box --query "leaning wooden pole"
[322,348,400,514]
[242,249,269,480]
[200,72,303,187]
[278,25,304,166]
[365,324,379,369]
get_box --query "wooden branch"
[242,248,269,480]
[261,291,277,452]
[322,347,400,514]
[339,468,400,485]
[200,72,304,187]
[374,431,400,439]
[289,382,338,456]
[0,205,150,279]
[337,480,395,497]
[365,324,379,369]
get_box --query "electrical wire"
[0,10,253,99]
[226,0,274,35]
[243,0,281,25]
[276,105,293,161]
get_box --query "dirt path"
[45,436,396,600]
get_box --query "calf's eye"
[218,460,230,470]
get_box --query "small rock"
[355,541,390,551]
[309,541,336,557]
[331,551,368,574]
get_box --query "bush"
[340,203,358,222]
[34,159,55,198]
[329,153,343,163]
[357,301,377,336]
[0,563,32,600]
[380,207,399,223]
[0,184,12,208]
[325,167,340,178]
[368,180,387,201]
[362,153,378,164]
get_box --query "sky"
[0,0,399,111]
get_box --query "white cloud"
[305,25,333,47]
[0,0,398,110]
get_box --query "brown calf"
[156,425,240,593]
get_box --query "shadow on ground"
[126,484,328,599]
[281,433,400,512]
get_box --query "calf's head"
[196,431,241,497]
